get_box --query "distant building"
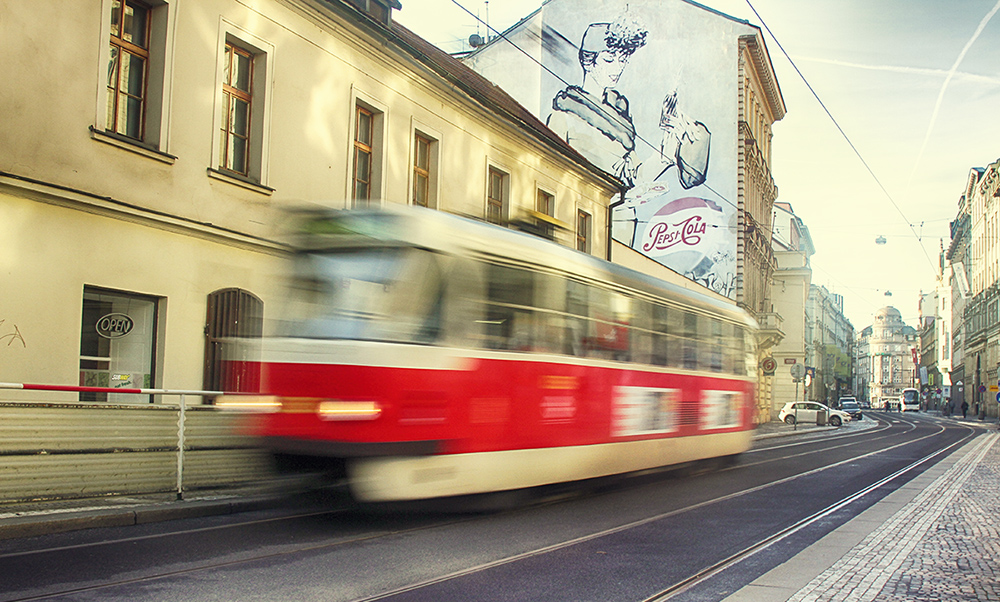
[805,286,854,405]
[944,168,977,413]
[946,159,1000,419]
[918,248,953,412]
[857,307,918,406]
[769,202,814,418]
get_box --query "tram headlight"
[317,400,382,421]
[215,395,281,412]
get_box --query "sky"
[395,0,1000,331]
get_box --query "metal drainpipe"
[607,187,627,261]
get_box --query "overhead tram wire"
[446,0,740,212]
[742,0,938,275]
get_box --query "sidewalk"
[725,419,1000,602]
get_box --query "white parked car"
[778,402,851,427]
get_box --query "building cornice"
[0,171,286,255]
[740,31,786,122]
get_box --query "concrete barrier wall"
[0,403,273,503]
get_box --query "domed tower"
[865,307,918,406]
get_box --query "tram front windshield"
[279,247,443,343]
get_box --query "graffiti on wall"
[0,319,26,348]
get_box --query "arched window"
[204,288,263,395]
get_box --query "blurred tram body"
[227,207,758,503]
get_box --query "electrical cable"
[742,0,938,275]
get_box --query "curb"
[0,493,286,540]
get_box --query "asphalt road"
[0,412,977,602]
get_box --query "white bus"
[901,388,920,412]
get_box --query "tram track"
[0,503,477,602]
[343,416,978,602]
[642,418,982,601]
[0,416,978,602]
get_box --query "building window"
[350,101,385,207]
[211,27,272,187]
[98,0,173,152]
[204,288,263,396]
[346,0,392,24]
[79,287,159,403]
[220,42,253,176]
[106,0,152,140]
[577,210,591,253]
[487,167,508,225]
[537,190,554,217]
[413,133,431,207]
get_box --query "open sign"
[96,313,134,339]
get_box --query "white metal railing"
[0,382,224,500]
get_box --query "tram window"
[743,329,757,377]
[706,318,723,372]
[663,309,683,369]
[631,301,652,365]
[282,248,444,344]
[565,280,588,356]
[682,312,699,370]
[533,273,565,353]
[483,263,534,350]
[585,287,618,360]
[650,304,669,366]
[442,257,484,347]
[718,322,735,374]
[611,293,632,362]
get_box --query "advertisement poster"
[612,386,680,437]
[466,0,745,298]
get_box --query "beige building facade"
[0,0,621,399]
[768,202,814,418]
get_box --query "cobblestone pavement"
[788,432,999,602]
[725,430,1000,602]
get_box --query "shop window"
[204,288,263,395]
[79,287,158,403]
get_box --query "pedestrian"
[961,400,969,419]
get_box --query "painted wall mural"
[467,0,746,298]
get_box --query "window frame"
[79,285,163,404]
[209,22,274,189]
[536,189,554,217]
[408,121,441,209]
[347,89,387,208]
[106,0,151,141]
[412,133,431,207]
[486,164,509,225]
[353,105,375,205]
[94,0,175,157]
[576,209,592,253]
[220,42,254,177]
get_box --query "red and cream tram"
[224,206,757,503]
